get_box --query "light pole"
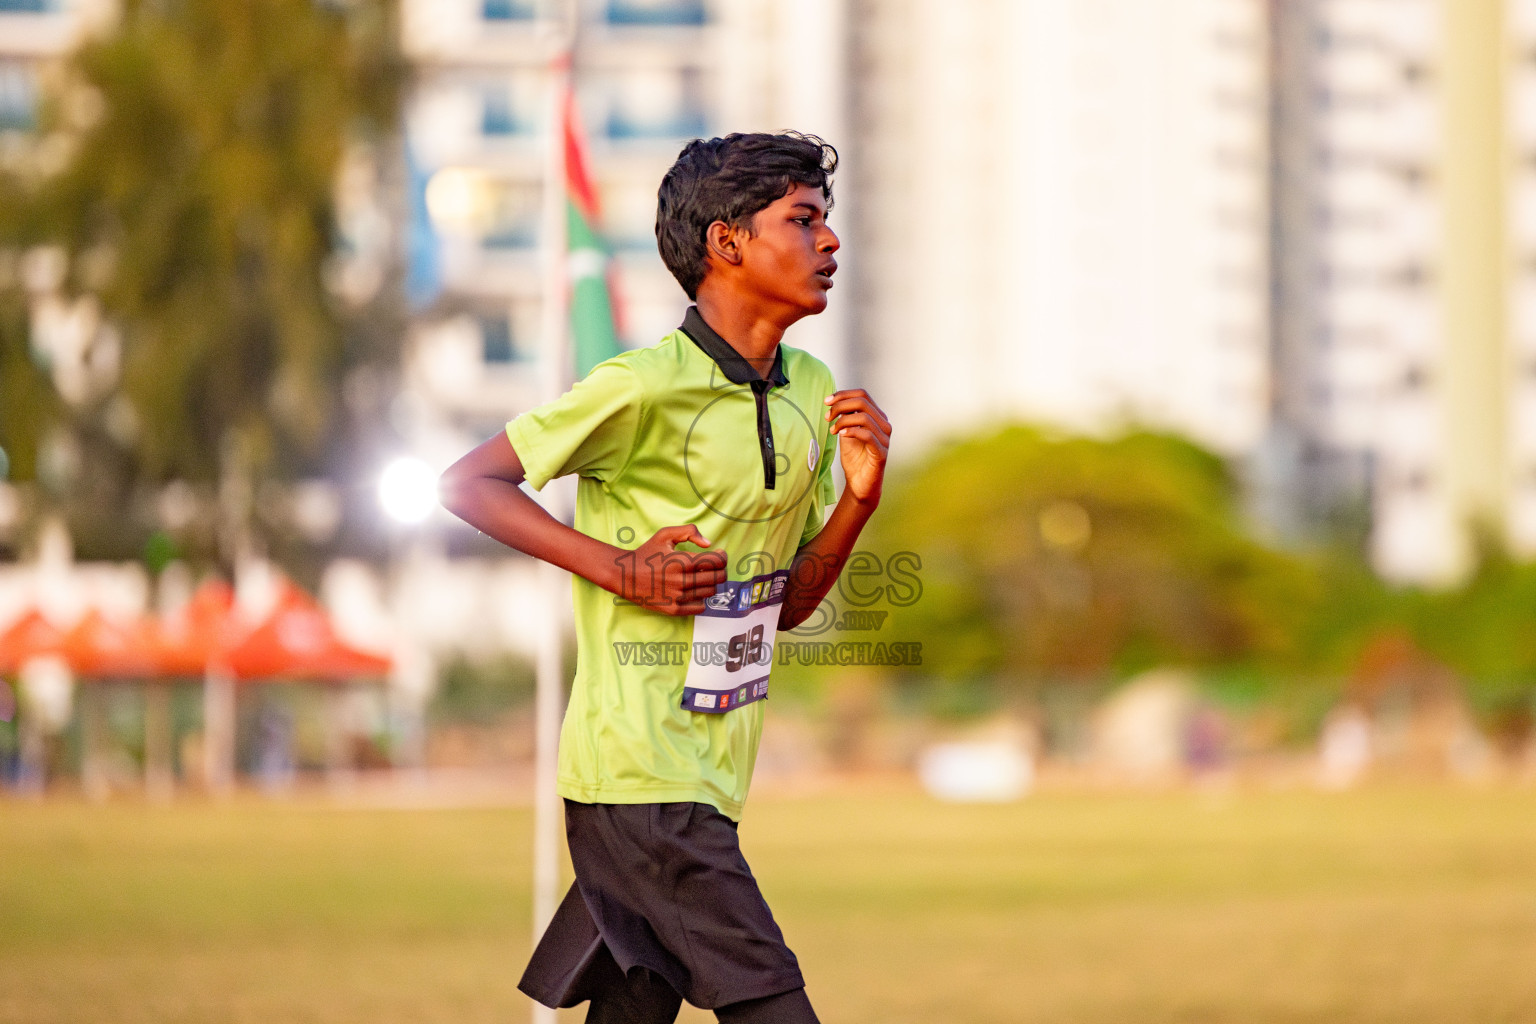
[376,454,442,779]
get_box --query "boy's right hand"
[616,525,728,616]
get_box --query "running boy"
[439,132,890,1023]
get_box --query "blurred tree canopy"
[864,425,1322,687]
[1,0,403,563]
[0,262,56,486]
[847,425,1536,728]
[1407,541,1536,690]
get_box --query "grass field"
[5,783,1536,1024]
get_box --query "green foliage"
[867,424,1321,687]
[1286,535,1536,708]
[0,285,56,484]
[428,654,536,726]
[29,0,403,484]
[0,169,61,485]
[856,422,1536,717]
[1408,541,1536,688]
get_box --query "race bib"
[681,569,787,714]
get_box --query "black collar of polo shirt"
[680,306,788,490]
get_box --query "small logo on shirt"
[694,693,717,709]
[683,389,821,525]
[705,589,735,612]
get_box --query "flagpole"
[531,8,575,1023]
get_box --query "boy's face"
[732,184,839,316]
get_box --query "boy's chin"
[798,292,830,316]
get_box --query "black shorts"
[518,800,806,1010]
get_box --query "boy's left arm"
[779,388,892,631]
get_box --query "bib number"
[681,570,787,714]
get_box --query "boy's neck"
[692,294,792,377]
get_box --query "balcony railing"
[605,108,706,141]
[482,0,536,23]
[604,0,705,28]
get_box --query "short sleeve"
[797,433,838,548]
[505,360,642,490]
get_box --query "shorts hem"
[692,971,808,1011]
[517,970,805,1012]
[515,978,567,1010]
[556,781,746,820]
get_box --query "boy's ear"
[704,219,744,267]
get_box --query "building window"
[1320,147,1377,172]
[482,0,536,22]
[602,68,707,140]
[480,179,541,249]
[481,89,522,136]
[605,0,706,27]
[600,179,663,251]
[1393,263,1431,289]
[479,315,520,364]
[1396,163,1429,189]
[0,0,54,11]
[0,61,37,133]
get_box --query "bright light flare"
[425,167,494,231]
[378,457,438,525]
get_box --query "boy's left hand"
[825,388,891,506]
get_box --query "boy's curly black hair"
[655,132,838,300]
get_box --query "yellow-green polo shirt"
[506,310,837,819]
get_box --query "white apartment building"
[1506,0,1536,557]
[1270,0,1536,583]
[1266,0,1444,571]
[846,0,1271,457]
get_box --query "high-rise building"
[845,0,1271,457]
[1268,0,1536,583]
[1502,0,1536,558]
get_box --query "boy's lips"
[814,261,837,286]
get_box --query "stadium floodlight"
[378,456,438,525]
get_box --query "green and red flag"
[562,85,625,378]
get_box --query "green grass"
[5,785,1536,1023]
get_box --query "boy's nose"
[819,227,840,253]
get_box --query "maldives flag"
[562,86,625,378]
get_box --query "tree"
[864,425,1320,689]
[0,262,56,489]
[4,0,403,566]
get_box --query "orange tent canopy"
[0,610,67,675]
[156,581,239,677]
[2,578,390,682]
[62,609,165,679]
[222,581,392,682]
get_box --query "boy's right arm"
[438,431,727,616]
